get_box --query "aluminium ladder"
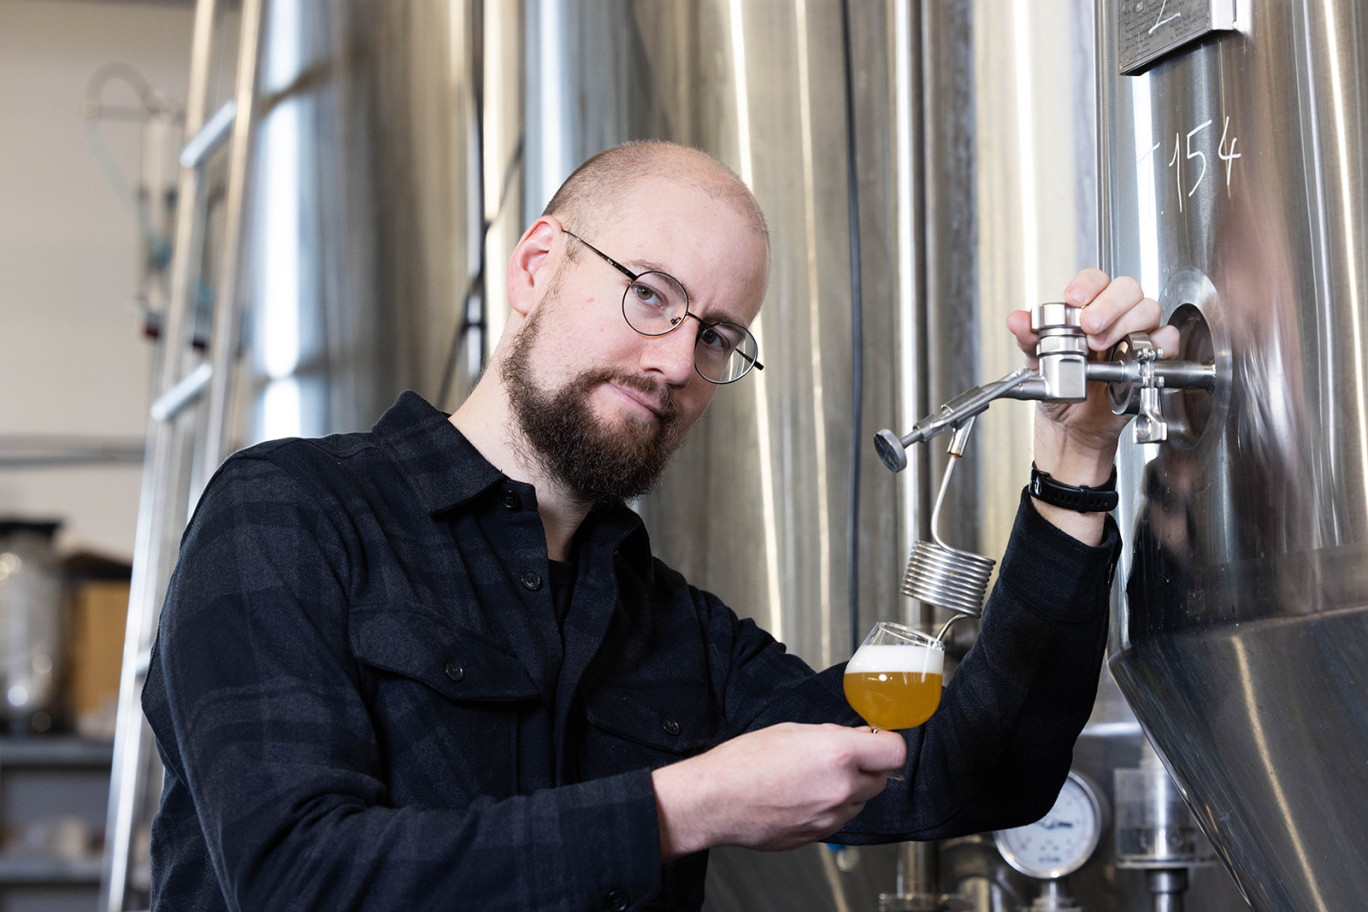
[99,1,266,909]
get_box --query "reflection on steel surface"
[1100,1,1368,909]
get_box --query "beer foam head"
[846,643,944,675]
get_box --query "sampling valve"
[874,301,1216,473]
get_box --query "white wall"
[0,0,195,560]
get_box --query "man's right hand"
[650,722,906,858]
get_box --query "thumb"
[851,728,907,773]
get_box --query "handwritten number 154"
[1144,116,1242,211]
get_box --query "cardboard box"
[66,580,130,738]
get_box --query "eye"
[625,272,683,319]
[630,281,664,308]
[698,323,744,356]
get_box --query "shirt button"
[444,662,465,682]
[520,570,543,591]
[662,718,681,736]
[501,489,519,510]
[605,889,629,912]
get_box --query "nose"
[639,316,700,386]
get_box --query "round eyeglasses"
[562,230,764,384]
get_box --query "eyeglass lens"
[620,272,759,383]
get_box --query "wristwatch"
[1029,462,1119,513]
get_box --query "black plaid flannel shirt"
[142,392,1119,912]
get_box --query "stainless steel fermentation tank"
[1098,2,1368,910]
[226,0,517,441]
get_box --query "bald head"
[542,141,770,267]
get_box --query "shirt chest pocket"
[349,605,540,800]
[580,681,717,777]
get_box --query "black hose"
[839,0,865,656]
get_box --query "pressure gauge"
[994,771,1106,880]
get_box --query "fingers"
[812,728,905,824]
[653,723,908,855]
[1150,324,1181,359]
[1061,269,1171,355]
[1063,267,1113,309]
[1065,272,1165,353]
[853,728,908,774]
[1005,309,1039,360]
[1011,271,1163,358]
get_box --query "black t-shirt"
[548,557,576,627]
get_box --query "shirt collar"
[372,392,652,564]
[372,390,506,515]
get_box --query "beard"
[502,297,687,503]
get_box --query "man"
[143,141,1175,911]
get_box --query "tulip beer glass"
[844,621,945,731]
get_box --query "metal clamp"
[1105,332,1167,443]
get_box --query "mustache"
[586,369,678,421]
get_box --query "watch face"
[995,772,1104,879]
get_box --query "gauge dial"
[994,771,1105,880]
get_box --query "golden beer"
[844,642,944,730]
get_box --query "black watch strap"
[1029,462,1119,513]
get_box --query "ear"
[506,217,560,317]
